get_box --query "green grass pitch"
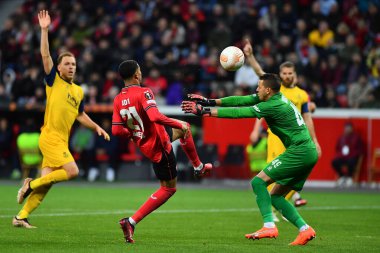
[1,182,379,253]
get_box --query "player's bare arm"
[243,39,266,77]
[38,10,54,74]
[77,112,110,141]
[302,112,321,157]
[250,118,264,144]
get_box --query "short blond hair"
[57,52,75,65]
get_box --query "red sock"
[180,125,201,168]
[132,186,176,223]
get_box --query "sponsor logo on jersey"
[147,99,156,104]
[67,93,79,108]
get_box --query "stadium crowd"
[1,0,380,110]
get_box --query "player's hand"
[38,10,51,29]
[181,122,190,139]
[96,126,111,141]
[187,94,216,106]
[181,101,211,116]
[243,39,253,57]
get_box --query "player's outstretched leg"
[120,186,176,243]
[119,217,135,243]
[289,226,316,246]
[177,123,213,177]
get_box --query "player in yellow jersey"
[243,39,321,213]
[12,10,110,228]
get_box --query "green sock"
[251,177,273,223]
[271,194,306,229]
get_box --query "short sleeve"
[44,66,57,87]
[300,91,309,113]
[142,88,157,111]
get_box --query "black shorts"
[152,126,177,181]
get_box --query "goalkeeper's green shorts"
[263,142,318,191]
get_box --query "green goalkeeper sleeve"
[217,107,260,119]
[220,94,260,107]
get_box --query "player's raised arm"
[38,10,54,74]
[243,39,266,77]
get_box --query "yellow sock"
[17,185,51,219]
[30,169,68,190]
[285,190,296,200]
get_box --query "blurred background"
[0,0,379,189]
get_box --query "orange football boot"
[245,227,278,240]
[289,226,316,245]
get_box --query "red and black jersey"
[112,85,182,163]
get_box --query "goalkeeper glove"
[187,94,216,106]
[181,101,211,116]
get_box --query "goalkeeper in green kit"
[181,73,318,246]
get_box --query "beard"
[282,77,293,86]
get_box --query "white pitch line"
[1,205,380,219]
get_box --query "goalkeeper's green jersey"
[218,93,313,149]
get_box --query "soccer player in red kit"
[112,60,213,243]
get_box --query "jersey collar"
[122,84,140,90]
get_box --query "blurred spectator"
[234,61,259,93]
[320,54,343,89]
[207,20,232,51]
[1,0,380,109]
[89,118,119,182]
[246,127,267,175]
[308,20,334,49]
[348,75,373,108]
[70,124,96,180]
[0,118,13,177]
[144,68,168,98]
[319,0,338,16]
[338,34,360,65]
[344,52,368,85]
[166,70,184,105]
[0,84,11,108]
[17,118,42,179]
[332,122,363,188]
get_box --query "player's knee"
[66,166,79,179]
[250,176,266,190]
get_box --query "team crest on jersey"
[144,92,153,100]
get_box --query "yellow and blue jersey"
[39,66,84,168]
